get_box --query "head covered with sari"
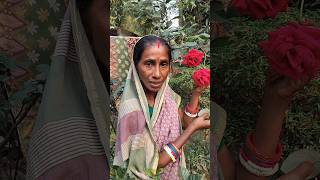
[113,35,189,179]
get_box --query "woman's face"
[137,44,170,94]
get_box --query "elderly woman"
[113,35,210,179]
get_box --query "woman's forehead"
[142,44,169,55]
[145,42,167,49]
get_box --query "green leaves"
[183,42,198,47]
[281,149,320,179]
[9,80,38,106]
[111,166,129,179]
[111,0,169,36]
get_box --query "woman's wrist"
[189,91,200,108]
[186,121,198,135]
[191,90,201,97]
[253,90,292,157]
[264,84,295,105]
[262,90,292,112]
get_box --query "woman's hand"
[190,113,210,131]
[265,69,311,101]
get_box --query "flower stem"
[203,51,206,66]
[299,0,305,21]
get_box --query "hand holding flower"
[265,68,311,102]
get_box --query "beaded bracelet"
[242,145,277,168]
[238,132,283,177]
[184,108,197,117]
[184,103,199,117]
[170,143,181,156]
[186,103,199,114]
[245,132,283,163]
[239,149,279,177]
[167,143,180,159]
[164,145,176,162]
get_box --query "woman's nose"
[153,66,161,79]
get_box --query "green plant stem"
[203,51,207,66]
[300,0,305,21]
[3,83,22,146]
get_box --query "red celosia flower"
[181,48,204,67]
[259,23,320,80]
[231,0,288,19]
[192,68,210,87]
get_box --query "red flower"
[181,48,204,67]
[192,68,210,87]
[259,23,320,80]
[231,0,288,19]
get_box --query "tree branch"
[0,93,40,150]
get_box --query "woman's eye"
[161,63,168,67]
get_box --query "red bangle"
[170,143,181,156]
[245,132,283,163]
[240,146,277,168]
[241,146,277,168]
[186,103,199,114]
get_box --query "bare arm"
[158,113,210,168]
[237,70,311,180]
[163,86,208,169]
[182,86,207,129]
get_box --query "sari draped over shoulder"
[26,0,109,179]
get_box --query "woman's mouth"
[150,82,162,88]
